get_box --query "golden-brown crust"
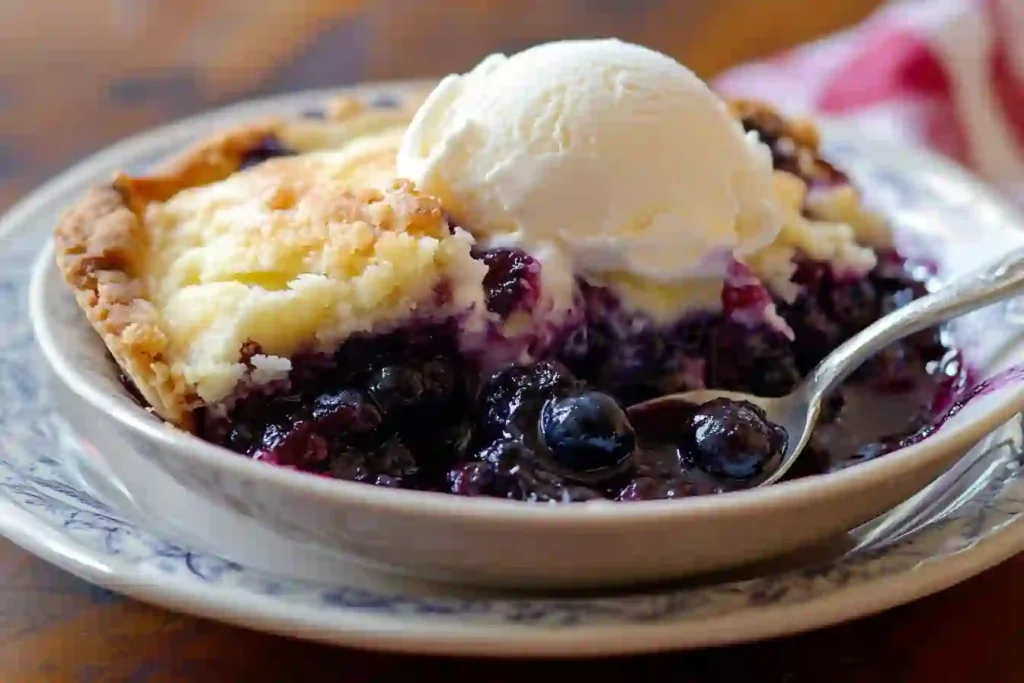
[53,95,411,429]
[54,185,196,428]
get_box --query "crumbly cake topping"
[140,162,486,406]
[746,171,879,303]
[54,98,490,425]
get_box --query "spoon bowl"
[628,386,816,487]
[629,247,1024,489]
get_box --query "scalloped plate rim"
[1,483,1024,657]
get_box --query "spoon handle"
[807,247,1024,400]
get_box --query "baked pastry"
[54,49,958,503]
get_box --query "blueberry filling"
[186,239,964,502]
[179,131,971,503]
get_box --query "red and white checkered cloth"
[713,0,1024,205]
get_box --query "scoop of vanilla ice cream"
[396,39,782,289]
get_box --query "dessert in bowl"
[32,40,1024,586]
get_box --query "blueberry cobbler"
[54,39,965,503]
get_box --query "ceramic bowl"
[26,84,1024,589]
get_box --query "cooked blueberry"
[825,279,878,335]
[327,447,371,482]
[254,420,328,468]
[239,135,297,170]
[445,439,531,497]
[223,423,255,454]
[475,438,530,468]
[420,358,458,405]
[539,391,636,472]
[781,296,844,373]
[452,439,581,501]
[329,437,419,485]
[476,247,540,318]
[477,360,583,439]
[686,399,787,479]
[311,389,381,433]
[708,323,801,396]
[448,462,494,496]
[367,365,425,413]
[374,437,418,479]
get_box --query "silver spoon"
[627,247,1024,488]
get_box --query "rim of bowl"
[23,82,1024,528]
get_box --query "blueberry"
[329,437,419,485]
[707,323,801,397]
[824,279,878,335]
[367,365,425,413]
[453,438,603,501]
[374,437,419,481]
[448,462,494,496]
[446,439,531,496]
[239,135,297,170]
[327,447,371,482]
[420,358,458,406]
[539,391,636,472]
[476,247,540,319]
[255,420,328,468]
[477,361,583,440]
[311,389,381,434]
[686,398,787,479]
[223,423,255,454]
[780,296,844,373]
[476,438,531,469]
[463,439,531,497]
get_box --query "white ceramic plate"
[5,83,1024,655]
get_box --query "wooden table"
[7,1,1023,680]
